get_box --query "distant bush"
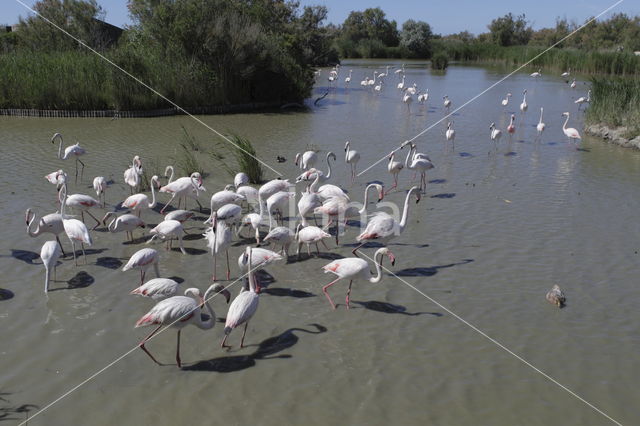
[431,52,449,70]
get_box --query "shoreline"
[0,101,305,118]
[585,124,640,150]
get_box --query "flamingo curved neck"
[247,249,257,293]
[369,251,384,283]
[399,187,418,231]
[165,166,175,185]
[54,134,64,159]
[358,184,376,215]
[562,115,569,131]
[405,146,415,169]
[325,154,333,179]
[539,109,544,123]
[148,178,157,208]
[198,288,219,329]
[26,212,39,237]
[308,172,321,193]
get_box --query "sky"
[2,0,638,35]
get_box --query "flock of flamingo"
[25,63,577,368]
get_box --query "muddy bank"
[585,124,640,149]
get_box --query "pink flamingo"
[40,240,62,293]
[59,185,92,266]
[123,155,142,194]
[135,283,231,368]
[131,278,180,301]
[102,212,145,242]
[64,191,102,230]
[123,248,160,285]
[386,152,404,195]
[26,208,66,255]
[561,112,581,144]
[507,114,516,140]
[321,247,396,309]
[122,175,159,218]
[222,247,260,349]
[353,186,421,255]
[92,176,108,207]
[159,168,203,213]
[51,132,86,183]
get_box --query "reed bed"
[586,77,640,137]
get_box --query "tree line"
[0,0,338,110]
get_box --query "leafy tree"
[488,13,532,46]
[16,0,106,51]
[341,7,399,47]
[400,19,432,58]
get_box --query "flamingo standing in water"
[561,112,581,144]
[344,69,353,86]
[445,121,456,146]
[159,169,203,214]
[489,122,502,146]
[40,240,61,293]
[385,152,404,195]
[536,107,546,138]
[507,114,516,139]
[122,175,159,218]
[26,208,66,255]
[148,220,186,254]
[263,226,295,256]
[92,176,108,207]
[123,248,160,285]
[530,68,542,78]
[443,95,452,110]
[405,144,434,193]
[51,132,86,183]
[237,247,283,292]
[58,185,92,266]
[102,212,145,242]
[501,93,512,108]
[64,190,102,230]
[344,141,360,183]
[124,155,143,194]
[321,247,396,310]
[519,89,528,113]
[295,224,331,258]
[135,283,230,368]
[575,89,591,111]
[204,219,232,281]
[353,186,421,255]
[222,247,260,349]
[131,278,180,301]
[295,151,318,170]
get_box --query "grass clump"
[586,77,640,137]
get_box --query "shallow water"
[1,60,639,425]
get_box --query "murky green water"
[1,60,639,425]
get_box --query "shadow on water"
[288,252,345,263]
[65,248,108,259]
[9,250,39,265]
[504,152,517,157]
[170,247,208,255]
[0,391,39,423]
[182,324,327,373]
[48,271,95,291]
[167,276,185,284]
[0,289,14,301]
[95,257,123,269]
[352,300,443,317]
[395,259,474,277]
[429,179,446,184]
[262,287,315,298]
[458,152,473,158]
[182,233,204,241]
[123,235,149,245]
[430,193,456,199]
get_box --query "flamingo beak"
[416,193,421,204]
[388,252,396,266]
[222,289,231,304]
[378,189,384,202]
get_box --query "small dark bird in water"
[276,156,286,163]
[546,284,566,308]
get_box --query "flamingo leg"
[139,324,164,366]
[226,250,230,281]
[87,211,101,230]
[178,235,186,255]
[70,240,77,266]
[176,329,182,368]
[221,333,231,350]
[345,280,353,309]
[55,235,66,256]
[321,240,330,251]
[153,262,160,278]
[213,252,217,281]
[81,242,87,265]
[140,269,144,285]
[322,278,341,309]
[351,242,364,257]
[161,193,178,214]
[77,158,85,182]
[240,322,249,348]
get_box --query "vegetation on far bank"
[0,0,338,110]
[586,77,640,137]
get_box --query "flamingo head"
[375,184,384,202]
[224,184,235,191]
[344,141,350,151]
[163,165,173,177]
[400,140,410,150]
[489,122,495,130]
[294,152,301,166]
[25,208,33,225]
[387,250,396,266]
[190,172,203,186]
[507,93,512,97]
[211,283,231,304]
[328,152,337,161]
[561,112,569,117]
